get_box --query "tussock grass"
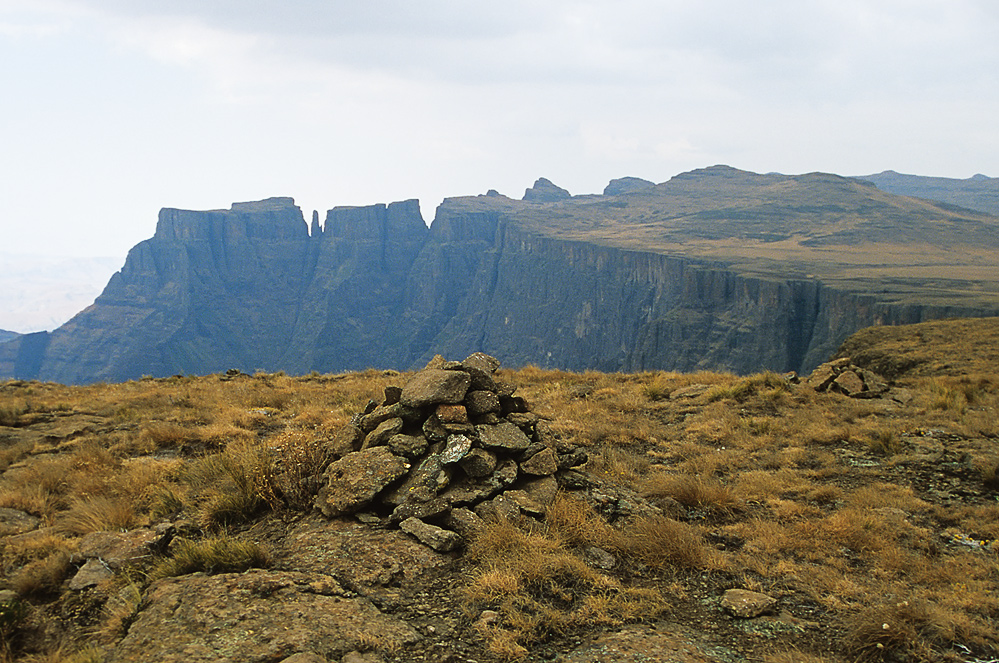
[465,515,670,659]
[608,515,723,572]
[2,350,999,661]
[0,400,30,427]
[705,371,790,403]
[180,442,279,529]
[843,599,989,662]
[55,496,137,536]
[642,473,741,514]
[10,644,105,663]
[149,535,270,579]
[11,551,72,598]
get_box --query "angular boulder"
[316,447,409,517]
[399,517,462,552]
[399,369,471,408]
[477,421,531,453]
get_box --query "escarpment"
[4,166,999,384]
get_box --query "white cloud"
[1,0,997,262]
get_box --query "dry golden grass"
[55,496,137,537]
[1,346,998,661]
[464,514,670,658]
[839,317,999,378]
[10,551,72,599]
[642,472,741,514]
[149,535,270,580]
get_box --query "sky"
[1,0,998,331]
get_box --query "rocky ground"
[1,327,998,663]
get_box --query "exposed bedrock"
[2,195,994,384]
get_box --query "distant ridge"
[858,170,999,217]
[0,330,20,345]
[3,166,999,384]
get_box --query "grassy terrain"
[453,166,999,309]
[838,316,999,379]
[1,321,998,661]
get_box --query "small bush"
[149,535,270,579]
[271,431,336,510]
[181,442,279,528]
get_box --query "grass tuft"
[465,517,669,656]
[149,535,270,580]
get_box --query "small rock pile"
[806,357,888,398]
[315,353,587,551]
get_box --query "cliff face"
[4,168,999,384]
[2,199,316,383]
[403,213,992,374]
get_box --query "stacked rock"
[806,357,889,398]
[315,353,587,551]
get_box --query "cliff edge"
[3,167,999,383]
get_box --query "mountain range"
[2,166,998,384]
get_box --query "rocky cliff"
[4,167,999,384]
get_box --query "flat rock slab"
[0,507,41,536]
[720,589,777,618]
[69,558,114,590]
[520,447,558,475]
[78,529,162,569]
[832,370,866,396]
[105,569,419,663]
[248,515,451,598]
[399,517,462,552]
[476,421,530,452]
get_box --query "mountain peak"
[523,178,570,202]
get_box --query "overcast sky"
[2,1,998,328]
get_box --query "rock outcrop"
[315,354,586,550]
[603,176,655,196]
[522,177,571,202]
[806,357,889,398]
[104,570,420,663]
[4,166,999,384]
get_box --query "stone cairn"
[806,357,888,398]
[315,353,587,552]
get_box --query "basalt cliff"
[4,166,999,384]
